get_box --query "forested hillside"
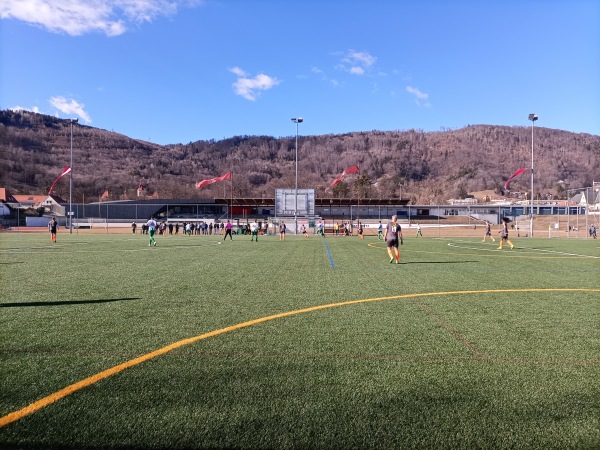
[1,110,599,204]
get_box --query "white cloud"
[230,67,281,101]
[229,66,246,77]
[338,50,377,76]
[346,50,376,67]
[406,85,431,107]
[49,96,92,122]
[309,65,342,87]
[10,105,40,113]
[0,0,199,36]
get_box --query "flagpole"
[357,170,360,236]
[69,118,78,234]
[230,165,233,222]
[291,117,303,235]
[528,114,538,238]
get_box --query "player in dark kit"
[48,217,58,243]
[385,215,403,264]
[482,221,495,243]
[497,217,514,250]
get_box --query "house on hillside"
[0,188,17,225]
[12,194,48,209]
[579,187,600,211]
[0,188,68,226]
[562,185,600,213]
[0,201,11,219]
[0,188,18,204]
[12,193,67,215]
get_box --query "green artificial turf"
[1,232,599,449]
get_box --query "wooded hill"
[1,109,599,204]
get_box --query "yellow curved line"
[1,288,599,428]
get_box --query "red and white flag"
[504,167,528,190]
[195,172,231,189]
[48,166,72,195]
[330,164,359,187]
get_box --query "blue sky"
[1,0,599,145]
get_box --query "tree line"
[1,110,599,204]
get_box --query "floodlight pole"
[528,114,538,237]
[291,117,303,235]
[69,118,78,234]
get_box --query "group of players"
[482,219,515,249]
[47,215,513,262]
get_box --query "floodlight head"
[71,118,78,123]
[291,117,303,123]
[528,114,538,122]
[297,118,303,123]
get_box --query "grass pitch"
[1,231,599,449]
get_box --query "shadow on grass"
[0,298,142,308]
[0,444,150,450]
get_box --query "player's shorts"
[149,229,155,237]
[386,238,399,248]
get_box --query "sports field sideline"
[1,231,599,449]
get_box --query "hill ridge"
[1,110,598,203]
